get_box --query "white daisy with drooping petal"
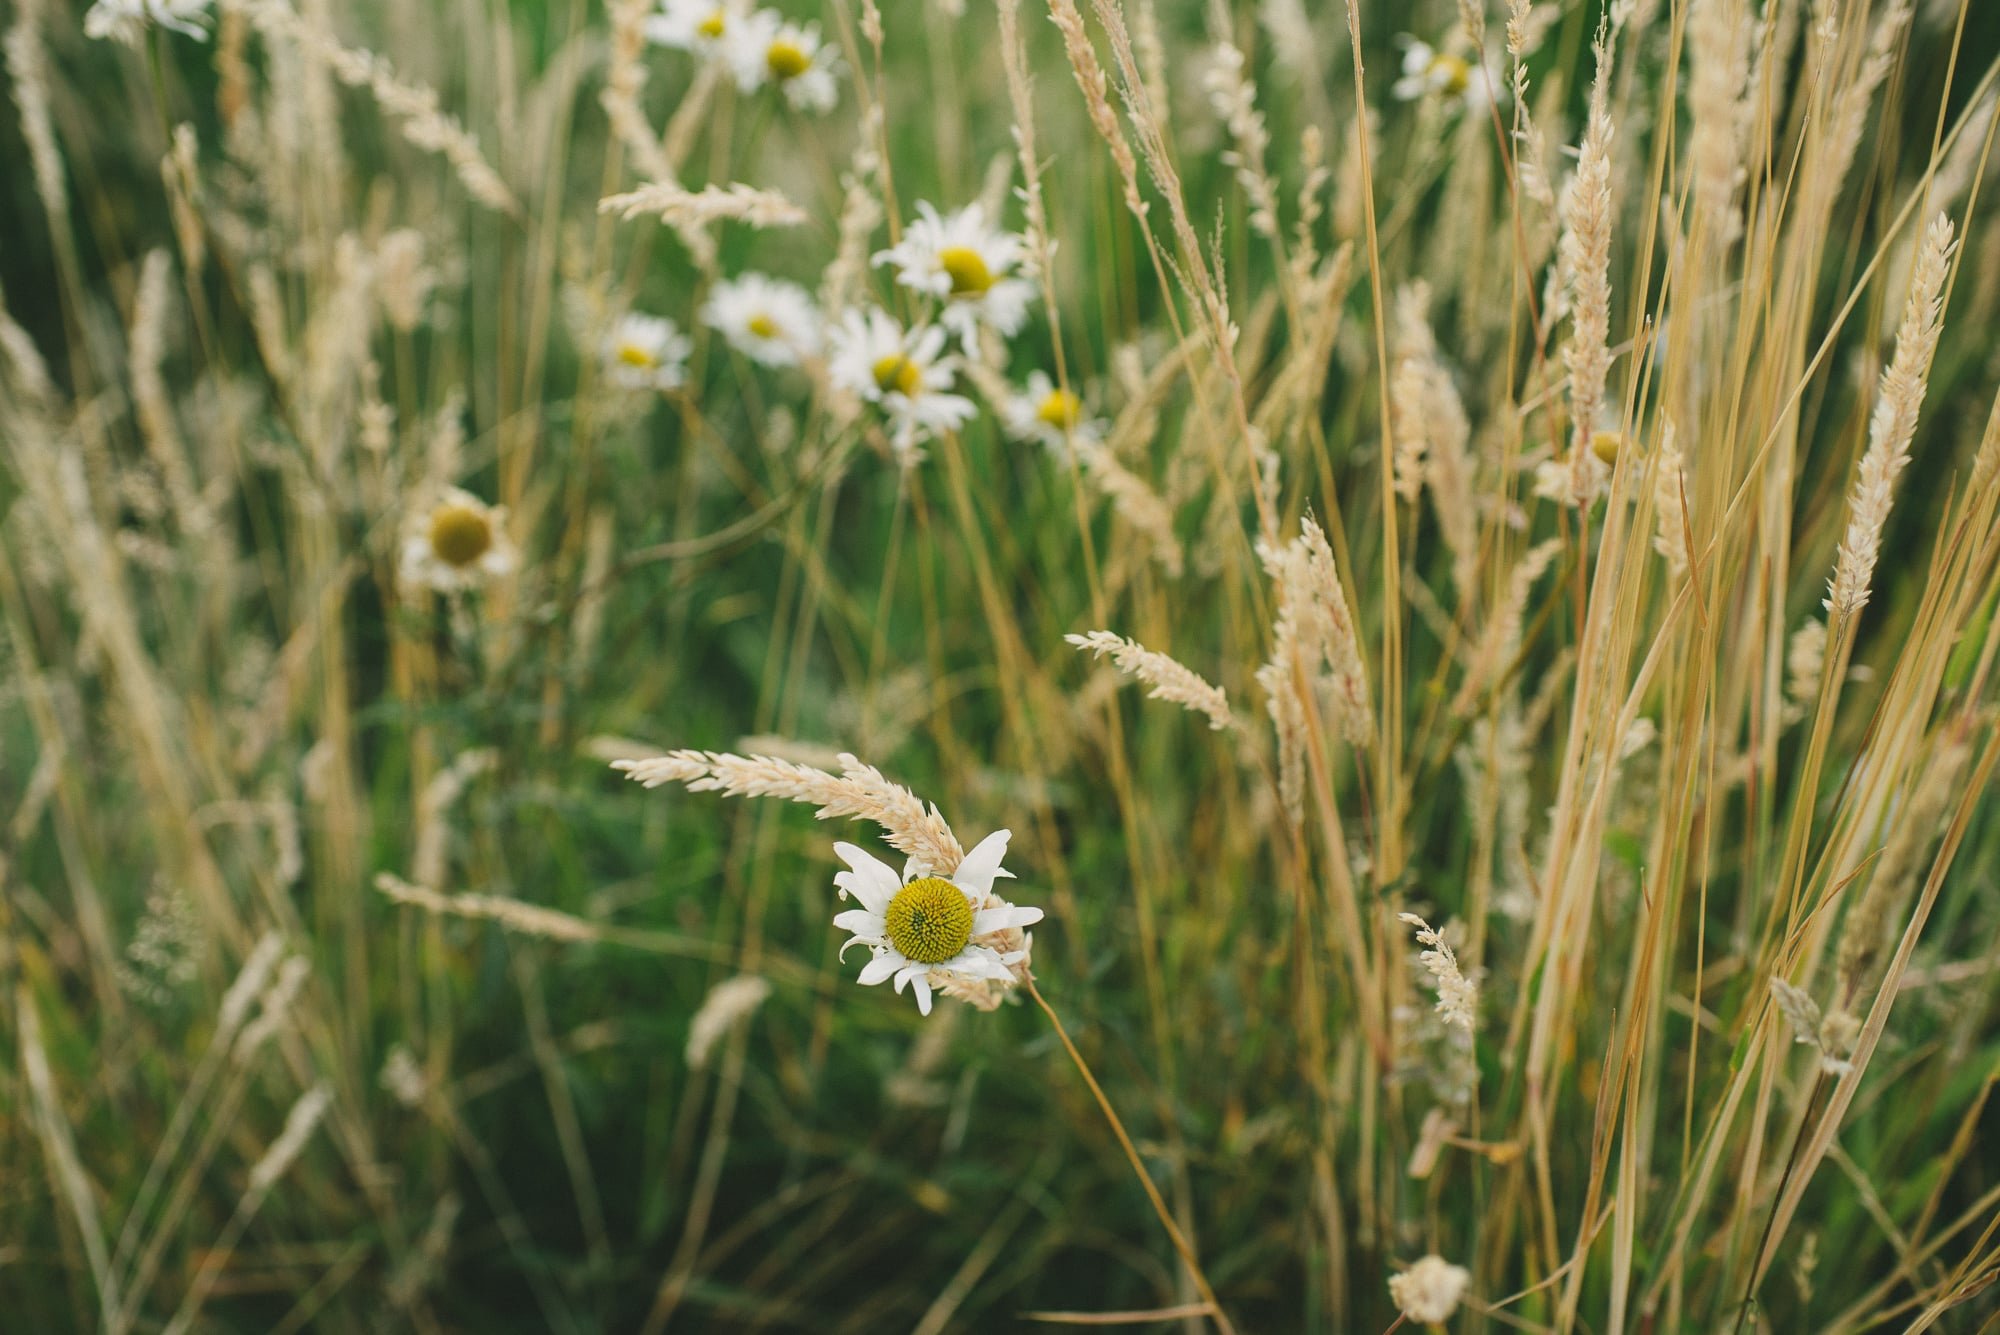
[701,273,821,366]
[874,202,1036,347]
[1001,371,1106,454]
[604,313,692,392]
[399,486,519,594]
[831,832,1044,1016]
[84,0,210,44]
[644,0,755,57]
[827,307,976,454]
[1391,37,1500,114]
[726,13,841,112]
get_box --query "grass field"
[5,0,2000,1329]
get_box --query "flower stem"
[1026,980,1237,1335]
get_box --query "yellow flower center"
[697,10,726,38]
[1035,387,1082,430]
[617,340,660,369]
[746,313,779,339]
[428,503,493,569]
[883,876,974,964]
[872,353,921,397]
[938,246,995,296]
[1429,53,1472,96]
[767,40,810,80]
[1589,430,1623,466]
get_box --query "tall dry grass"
[3,0,2000,1330]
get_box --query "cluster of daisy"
[646,0,841,114]
[595,199,1103,463]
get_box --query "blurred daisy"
[644,0,753,56]
[728,14,841,112]
[1392,37,1499,114]
[603,313,692,391]
[831,832,1044,1016]
[702,273,821,366]
[874,202,1036,347]
[399,487,518,594]
[1001,371,1105,453]
[84,0,211,42]
[827,307,976,453]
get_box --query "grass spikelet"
[1558,28,1617,505]
[598,181,810,230]
[613,750,966,874]
[1066,630,1235,731]
[686,975,773,1069]
[1826,213,1954,618]
[224,0,518,215]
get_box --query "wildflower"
[831,831,1043,1016]
[727,14,841,112]
[84,0,211,44]
[645,0,752,56]
[827,307,975,455]
[1389,1254,1472,1325]
[399,486,519,594]
[1002,371,1104,452]
[603,312,692,392]
[874,201,1036,347]
[1392,37,1497,113]
[701,272,821,366]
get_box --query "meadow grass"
[4,0,2000,1330]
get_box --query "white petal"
[949,946,1017,981]
[952,829,1014,897]
[832,908,882,936]
[909,972,934,1015]
[833,843,899,911]
[856,952,902,986]
[972,903,1043,936]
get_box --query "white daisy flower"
[1391,37,1500,114]
[701,272,821,366]
[827,307,976,454]
[644,0,754,56]
[831,831,1044,1017]
[1001,371,1106,453]
[874,202,1036,348]
[84,0,211,43]
[603,313,692,392]
[726,14,842,112]
[399,487,519,594]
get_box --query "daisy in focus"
[832,831,1044,1016]
[1392,36,1499,114]
[727,14,841,112]
[84,0,211,43]
[874,202,1036,348]
[643,0,753,55]
[399,487,519,594]
[827,307,976,455]
[701,273,821,366]
[603,312,692,392]
[1001,371,1105,454]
